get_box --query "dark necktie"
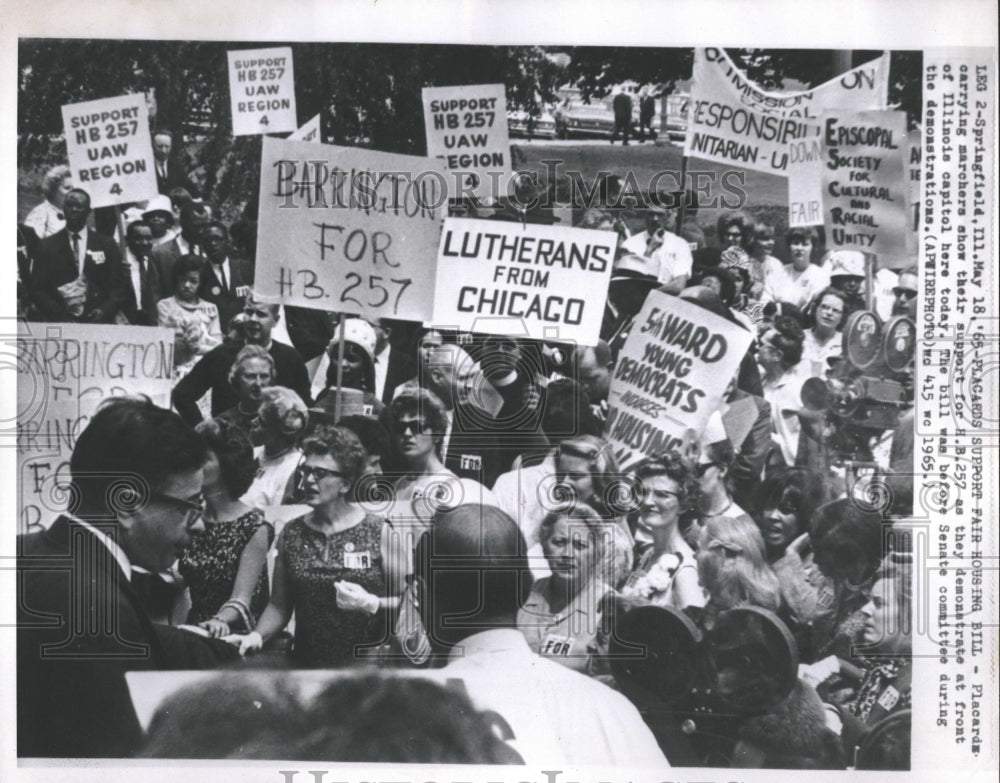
[139,257,151,309]
[71,232,81,271]
[217,264,228,292]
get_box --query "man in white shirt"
[417,504,670,767]
[119,219,161,326]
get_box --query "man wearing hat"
[142,194,178,247]
[601,252,661,359]
[825,250,868,319]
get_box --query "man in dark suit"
[149,201,211,293]
[172,294,312,424]
[29,188,127,323]
[17,397,238,758]
[118,220,162,326]
[198,220,252,332]
[611,89,633,146]
[153,129,199,198]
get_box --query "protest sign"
[685,47,890,225]
[432,217,616,345]
[255,137,446,322]
[15,323,175,532]
[227,47,297,135]
[61,93,158,208]
[289,113,321,142]
[603,291,753,468]
[422,84,512,201]
[821,109,910,268]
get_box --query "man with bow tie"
[29,187,127,323]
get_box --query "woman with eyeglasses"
[757,314,810,469]
[179,418,273,637]
[379,388,496,597]
[226,426,391,666]
[689,425,754,550]
[798,287,848,378]
[620,451,706,610]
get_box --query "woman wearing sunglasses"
[179,418,273,637]
[620,451,706,610]
[379,387,496,598]
[226,426,391,667]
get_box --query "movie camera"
[800,309,916,464]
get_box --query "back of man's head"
[70,396,207,519]
[416,504,532,652]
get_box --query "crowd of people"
[17,150,916,769]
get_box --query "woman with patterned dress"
[226,426,391,668]
[179,418,273,635]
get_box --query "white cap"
[827,250,865,278]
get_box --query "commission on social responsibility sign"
[604,292,753,468]
[422,84,512,201]
[15,323,175,532]
[821,110,910,268]
[227,47,297,135]
[256,137,446,323]
[432,218,616,345]
[61,94,158,208]
[685,47,889,226]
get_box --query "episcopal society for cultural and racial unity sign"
[227,47,297,136]
[422,84,513,202]
[432,217,617,345]
[61,93,158,208]
[255,137,447,323]
[604,292,754,468]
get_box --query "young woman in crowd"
[757,314,809,469]
[226,427,391,667]
[747,221,781,299]
[240,387,309,510]
[620,452,706,610]
[799,287,847,378]
[179,418,272,636]
[157,254,223,371]
[316,318,384,416]
[517,502,621,677]
[762,226,830,309]
[215,345,274,444]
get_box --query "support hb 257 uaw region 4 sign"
[422,84,512,201]
[61,94,158,208]
[432,218,617,345]
[227,47,297,135]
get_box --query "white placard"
[61,93,158,208]
[227,46,297,135]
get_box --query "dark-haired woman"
[757,315,809,468]
[762,226,830,309]
[179,418,273,636]
[226,427,391,667]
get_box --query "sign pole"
[333,316,346,422]
[676,154,689,234]
[115,205,128,259]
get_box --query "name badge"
[87,250,106,264]
[363,404,374,416]
[877,685,900,711]
[343,551,372,570]
[211,286,221,296]
[460,454,482,471]
[541,634,574,657]
[235,285,250,298]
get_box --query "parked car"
[553,92,620,139]
[507,105,557,139]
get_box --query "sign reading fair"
[16,323,175,532]
[433,218,616,345]
[822,110,910,267]
[227,47,297,135]
[256,137,446,323]
[422,84,512,201]
[604,292,753,468]
[61,94,157,208]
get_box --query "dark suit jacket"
[149,236,187,293]
[155,157,199,199]
[118,252,163,326]
[198,255,253,332]
[171,338,312,424]
[17,516,237,757]
[30,228,126,322]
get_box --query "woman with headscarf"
[241,386,309,510]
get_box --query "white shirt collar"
[447,628,532,664]
[67,513,132,581]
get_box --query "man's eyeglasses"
[150,492,206,529]
[393,419,430,436]
[892,287,918,300]
[298,464,344,482]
